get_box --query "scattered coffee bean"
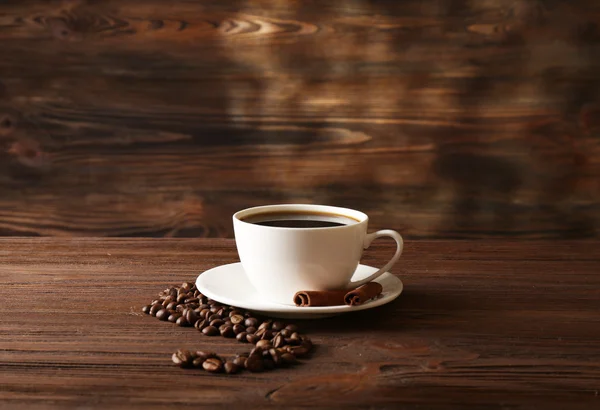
[256,339,273,350]
[220,325,235,338]
[249,346,263,357]
[285,324,299,333]
[246,334,259,344]
[172,349,194,368]
[156,309,169,321]
[168,313,182,323]
[176,316,190,327]
[232,324,245,335]
[272,321,285,331]
[245,355,264,372]
[246,326,257,334]
[233,355,247,367]
[202,326,219,336]
[142,305,151,314]
[165,302,178,311]
[236,332,248,342]
[203,357,223,373]
[273,333,285,348]
[245,317,259,328]
[184,309,199,324]
[224,361,240,374]
[149,304,162,316]
[194,319,207,331]
[258,321,272,331]
[192,357,205,367]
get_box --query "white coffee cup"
[233,204,403,305]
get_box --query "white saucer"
[195,263,403,319]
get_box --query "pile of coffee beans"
[142,282,313,374]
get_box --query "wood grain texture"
[0,1,599,238]
[1,238,599,409]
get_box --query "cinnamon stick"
[293,282,383,307]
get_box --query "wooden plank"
[0,0,599,238]
[0,238,599,409]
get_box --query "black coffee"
[241,211,359,228]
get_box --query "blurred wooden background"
[0,0,599,238]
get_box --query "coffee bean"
[181,282,193,291]
[194,319,207,331]
[302,339,313,350]
[165,302,178,311]
[172,349,193,368]
[246,326,257,334]
[233,324,245,335]
[192,357,205,367]
[208,314,221,322]
[249,347,263,357]
[245,355,264,372]
[176,316,190,327]
[168,313,181,323]
[184,297,199,304]
[151,299,162,306]
[279,328,291,338]
[195,351,215,361]
[258,321,272,331]
[203,357,223,373]
[269,348,282,366]
[281,353,297,365]
[163,295,175,305]
[202,326,219,336]
[210,319,224,327]
[229,310,243,318]
[220,325,235,338]
[285,324,299,333]
[142,305,151,314]
[256,340,272,350]
[272,321,285,331]
[233,355,247,367]
[245,317,259,328]
[273,333,285,348]
[246,334,259,344]
[209,306,220,314]
[290,332,300,341]
[235,332,248,342]
[217,308,226,317]
[177,294,188,303]
[255,328,266,338]
[149,304,162,316]
[287,345,309,357]
[230,314,244,325]
[156,309,169,321]
[176,305,186,313]
[224,361,240,374]
[184,309,199,324]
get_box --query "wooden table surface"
[1,238,599,409]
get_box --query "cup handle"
[349,230,404,288]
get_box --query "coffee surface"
[241,211,359,228]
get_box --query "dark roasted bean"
[249,347,263,357]
[290,332,300,341]
[258,321,272,331]
[177,294,188,303]
[220,325,235,338]
[256,340,272,350]
[142,305,151,314]
[232,324,245,335]
[246,334,259,344]
[176,305,186,313]
[172,349,193,368]
[203,357,223,373]
[184,297,199,304]
[287,345,309,357]
[192,357,205,368]
[244,317,259,328]
[195,351,215,361]
[236,332,248,342]
[163,295,175,305]
[230,314,244,325]
[156,309,170,321]
[246,326,257,334]
[208,314,221,322]
[151,299,162,306]
[280,328,291,338]
[166,302,178,311]
[245,355,264,372]
[176,316,190,327]
[269,348,282,366]
[261,330,273,340]
[168,313,181,323]
[210,306,220,313]
[224,361,240,374]
[181,282,193,291]
[273,333,285,348]
[200,308,211,319]
[255,328,266,338]
[233,355,247,367]
[217,308,226,317]
[210,319,224,328]
[285,324,299,333]
[272,321,285,331]
[149,304,162,316]
[202,326,219,336]
[281,353,297,365]
[194,319,207,331]
[184,309,199,325]
[229,310,243,318]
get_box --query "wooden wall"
[0,0,599,238]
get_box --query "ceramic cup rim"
[233,204,369,231]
